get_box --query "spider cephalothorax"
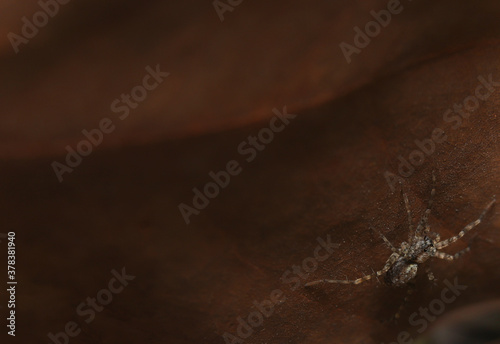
[305,173,495,290]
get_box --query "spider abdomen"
[385,259,418,287]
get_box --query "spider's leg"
[433,247,471,261]
[427,229,440,243]
[425,266,435,281]
[436,197,496,249]
[401,185,415,242]
[373,228,398,253]
[393,283,416,321]
[425,266,438,285]
[305,252,399,286]
[415,172,436,237]
[371,267,381,284]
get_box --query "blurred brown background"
[0,0,499,343]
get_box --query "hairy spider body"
[305,173,496,289]
[384,235,436,287]
[385,260,417,287]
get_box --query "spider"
[305,173,496,290]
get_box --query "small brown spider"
[305,173,496,288]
